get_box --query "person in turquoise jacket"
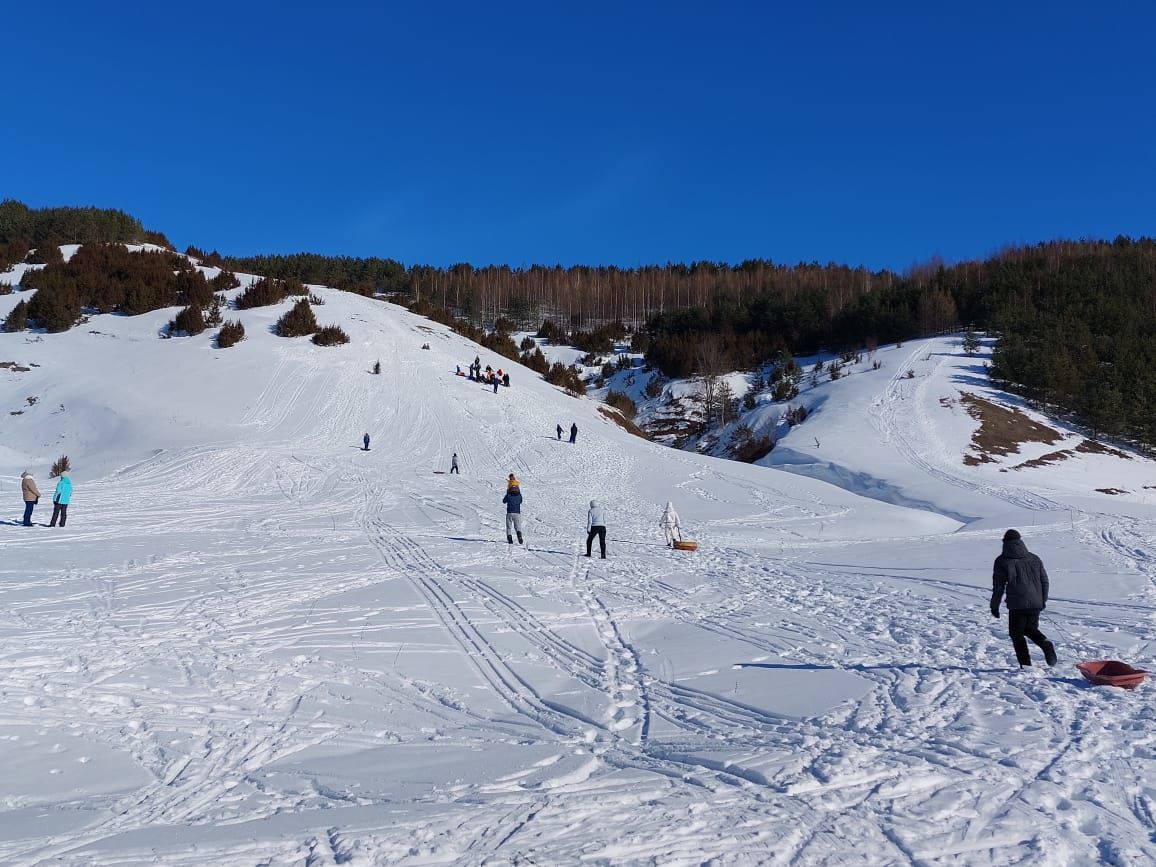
[49,471,72,528]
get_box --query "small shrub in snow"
[521,347,548,373]
[785,404,808,426]
[50,455,70,477]
[601,361,615,378]
[307,292,325,305]
[210,270,240,292]
[905,369,915,379]
[519,335,536,352]
[605,390,637,420]
[545,361,585,396]
[276,299,318,337]
[873,359,883,370]
[828,361,843,381]
[644,376,663,399]
[3,299,28,332]
[0,283,11,296]
[217,320,245,348]
[204,294,226,327]
[730,424,775,463]
[373,359,382,374]
[312,325,350,346]
[167,305,206,336]
[234,278,286,310]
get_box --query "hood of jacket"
[1002,538,1030,559]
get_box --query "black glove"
[990,604,1000,619]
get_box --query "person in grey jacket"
[586,499,607,558]
[991,529,1057,667]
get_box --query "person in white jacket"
[586,499,607,558]
[661,501,681,546]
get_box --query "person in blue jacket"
[49,471,72,528]
[502,475,524,545]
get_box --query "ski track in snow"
[1,288,1155,866]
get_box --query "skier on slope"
[363,433,370,451]
[660,501,681,547]
[586,499,607,558]
[991,529,1057,668]
[49,471,72,528]
[502,476,524,545]
[556,424,563,440]
[20,471,40,526]
[569,422,578,444]
[450,453,460,474]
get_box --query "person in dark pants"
[20,471,40,526]
[492,377,499,394]
[991,529,1057,667]
[363,433,370,451]
[569,423,578,444]
[49,472,72,527]
[586,499,607,558]
[450,453,459,474]
[556,424,563,440]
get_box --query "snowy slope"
[2,268,1156,864]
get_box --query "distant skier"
[502,477,524,545]
[450,453,459,474]
[556,423,563,440]
[586,499,607,558]
[991,529,1057,668]
[661,501,681,547]
[20,471,40,526]
[49,471,72,528]
[569,422,578,444]
[363,433,370,451]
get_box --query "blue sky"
[5,1,1154,270]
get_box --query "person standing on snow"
[20,471,40,526]
[586,499,607,558]
[363,433,370,451]
[49,471,72,527]
[450,453,459,474]
[556,424,563,440]
[660,501,681,546]
[991,529,1057,668]
[492,376,499,394]
[502,477,524,545]
[569,422,578,444]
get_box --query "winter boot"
[1043,642,1057,667]
[516,532,524,545]
[507,534,513,544]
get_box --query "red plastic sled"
[672,540,699,552]
[1076,660,1148,689]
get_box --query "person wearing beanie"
[991,529,1056,667]
[50,471,73,527]
[20,471,40,526]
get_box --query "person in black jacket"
[991,529,1057,667]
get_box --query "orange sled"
[672,540,699,552]
[1076,660,1148,689]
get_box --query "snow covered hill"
[2,257,1156,864]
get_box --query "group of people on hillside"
[19,470,72,527]
[556,423,578,443]
[462,356,510,393]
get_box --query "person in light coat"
[20,471,40,526]
[586,499,607,558]
[661,501,681,546]
[49,471,72,527]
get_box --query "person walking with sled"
[586,499,607,558]
[556,424,563,440]
[363,433,370,451]
[20,471,40,526]
[450,453,459,474]
[49,471,72,527]
[502,475,524,545]
[991,529,1057,667]
[661,501,681,547]
[569,422,578,444]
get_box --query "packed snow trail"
[1,287,1156,864]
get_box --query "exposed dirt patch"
[1096,488,1128,495]
[599,405,650,440]
[1011,450,1073,470]
[1075,439,1132,460]
[0,361,31,373]
[959,393,1062,464]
